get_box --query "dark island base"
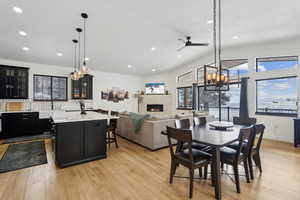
[54,119,107,168]
[57,154,107,168]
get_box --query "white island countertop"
[51,111,118,124]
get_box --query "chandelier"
[203,0,229,91]
[204,65,229,91]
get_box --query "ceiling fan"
[177,36,209,52]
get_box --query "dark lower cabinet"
[0,112,48,139]
[54,119,107,168]
[294,119,300,147]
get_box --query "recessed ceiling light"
[84,57,89,61]
[177,54,182,59]
[19,31,27,36]
[57,53,63,57]
[232,35,239,39]
[13,7,23,14]
[207,20,214,24]
[22,47,29,51]
[128,64,132,68]
[151,47,156,51]
[152,69,156,72]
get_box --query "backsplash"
[0,99,95,112]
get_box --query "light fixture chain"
[74,41,77,71]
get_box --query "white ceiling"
[0,0,299,75]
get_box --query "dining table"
[190,123,244,200]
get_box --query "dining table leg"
[212,147,221,200]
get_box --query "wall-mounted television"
[145,83,165,95]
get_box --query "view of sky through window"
[257,77,297,114]
[257,60,298,72]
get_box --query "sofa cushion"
[149,114,174,121]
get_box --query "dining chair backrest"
[194,117,206,126]
[166,126,193,162]
[235,125,255,162]
[175,119,190,129]
[109,118,118,129]
[233,117,257,126]
[253,123,265,151]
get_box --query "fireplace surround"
[147,104,163,112]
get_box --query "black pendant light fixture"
[76,27,84,79]
[70,39,79,80]
[79,13,89,75]
[203,0,229,92]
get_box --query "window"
[34,75,68,101]
[177,71,193,84]
[177,87,193,109]
[256,56,298,72]
[256,77,297,116]
[198,83,240,121]
[221,59,248,78]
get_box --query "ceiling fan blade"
[178,38,186,43]
[188,43,209,46]
[177,45,186,52]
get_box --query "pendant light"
[76,27,84,78]
[203,0,229,92]
[79,13,89,75]
[70,39,79,80]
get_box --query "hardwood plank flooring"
[0,138,299,200]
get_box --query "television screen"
[145,83,165,95]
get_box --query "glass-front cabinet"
[0,65,29,99]
[71,74,93,99]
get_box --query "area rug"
[0,141,48,173]
[2,133,54,144]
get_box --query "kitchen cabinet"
[0,65,28,99]
[71,74,93,99]
[0,112,46,139]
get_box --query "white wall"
[142,37,300,143]
[0,58,143,113]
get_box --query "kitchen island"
[51,112,114,168]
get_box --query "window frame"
[256,55,298,72]
[177,86,193,110]
[255,76,297,117]
[33,74,68,101]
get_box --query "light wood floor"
[0,137,299,200]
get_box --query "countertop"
[51,112,118,124]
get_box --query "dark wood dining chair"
[106,119,119,148]
[175,119,208,151]
[175,119,190,129]
[248,123,265,179]
[233,117,257,126]
[220,126,255,193]
[194,117,206,126]
[165,126,212,198]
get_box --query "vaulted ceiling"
[0,0,299,75]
